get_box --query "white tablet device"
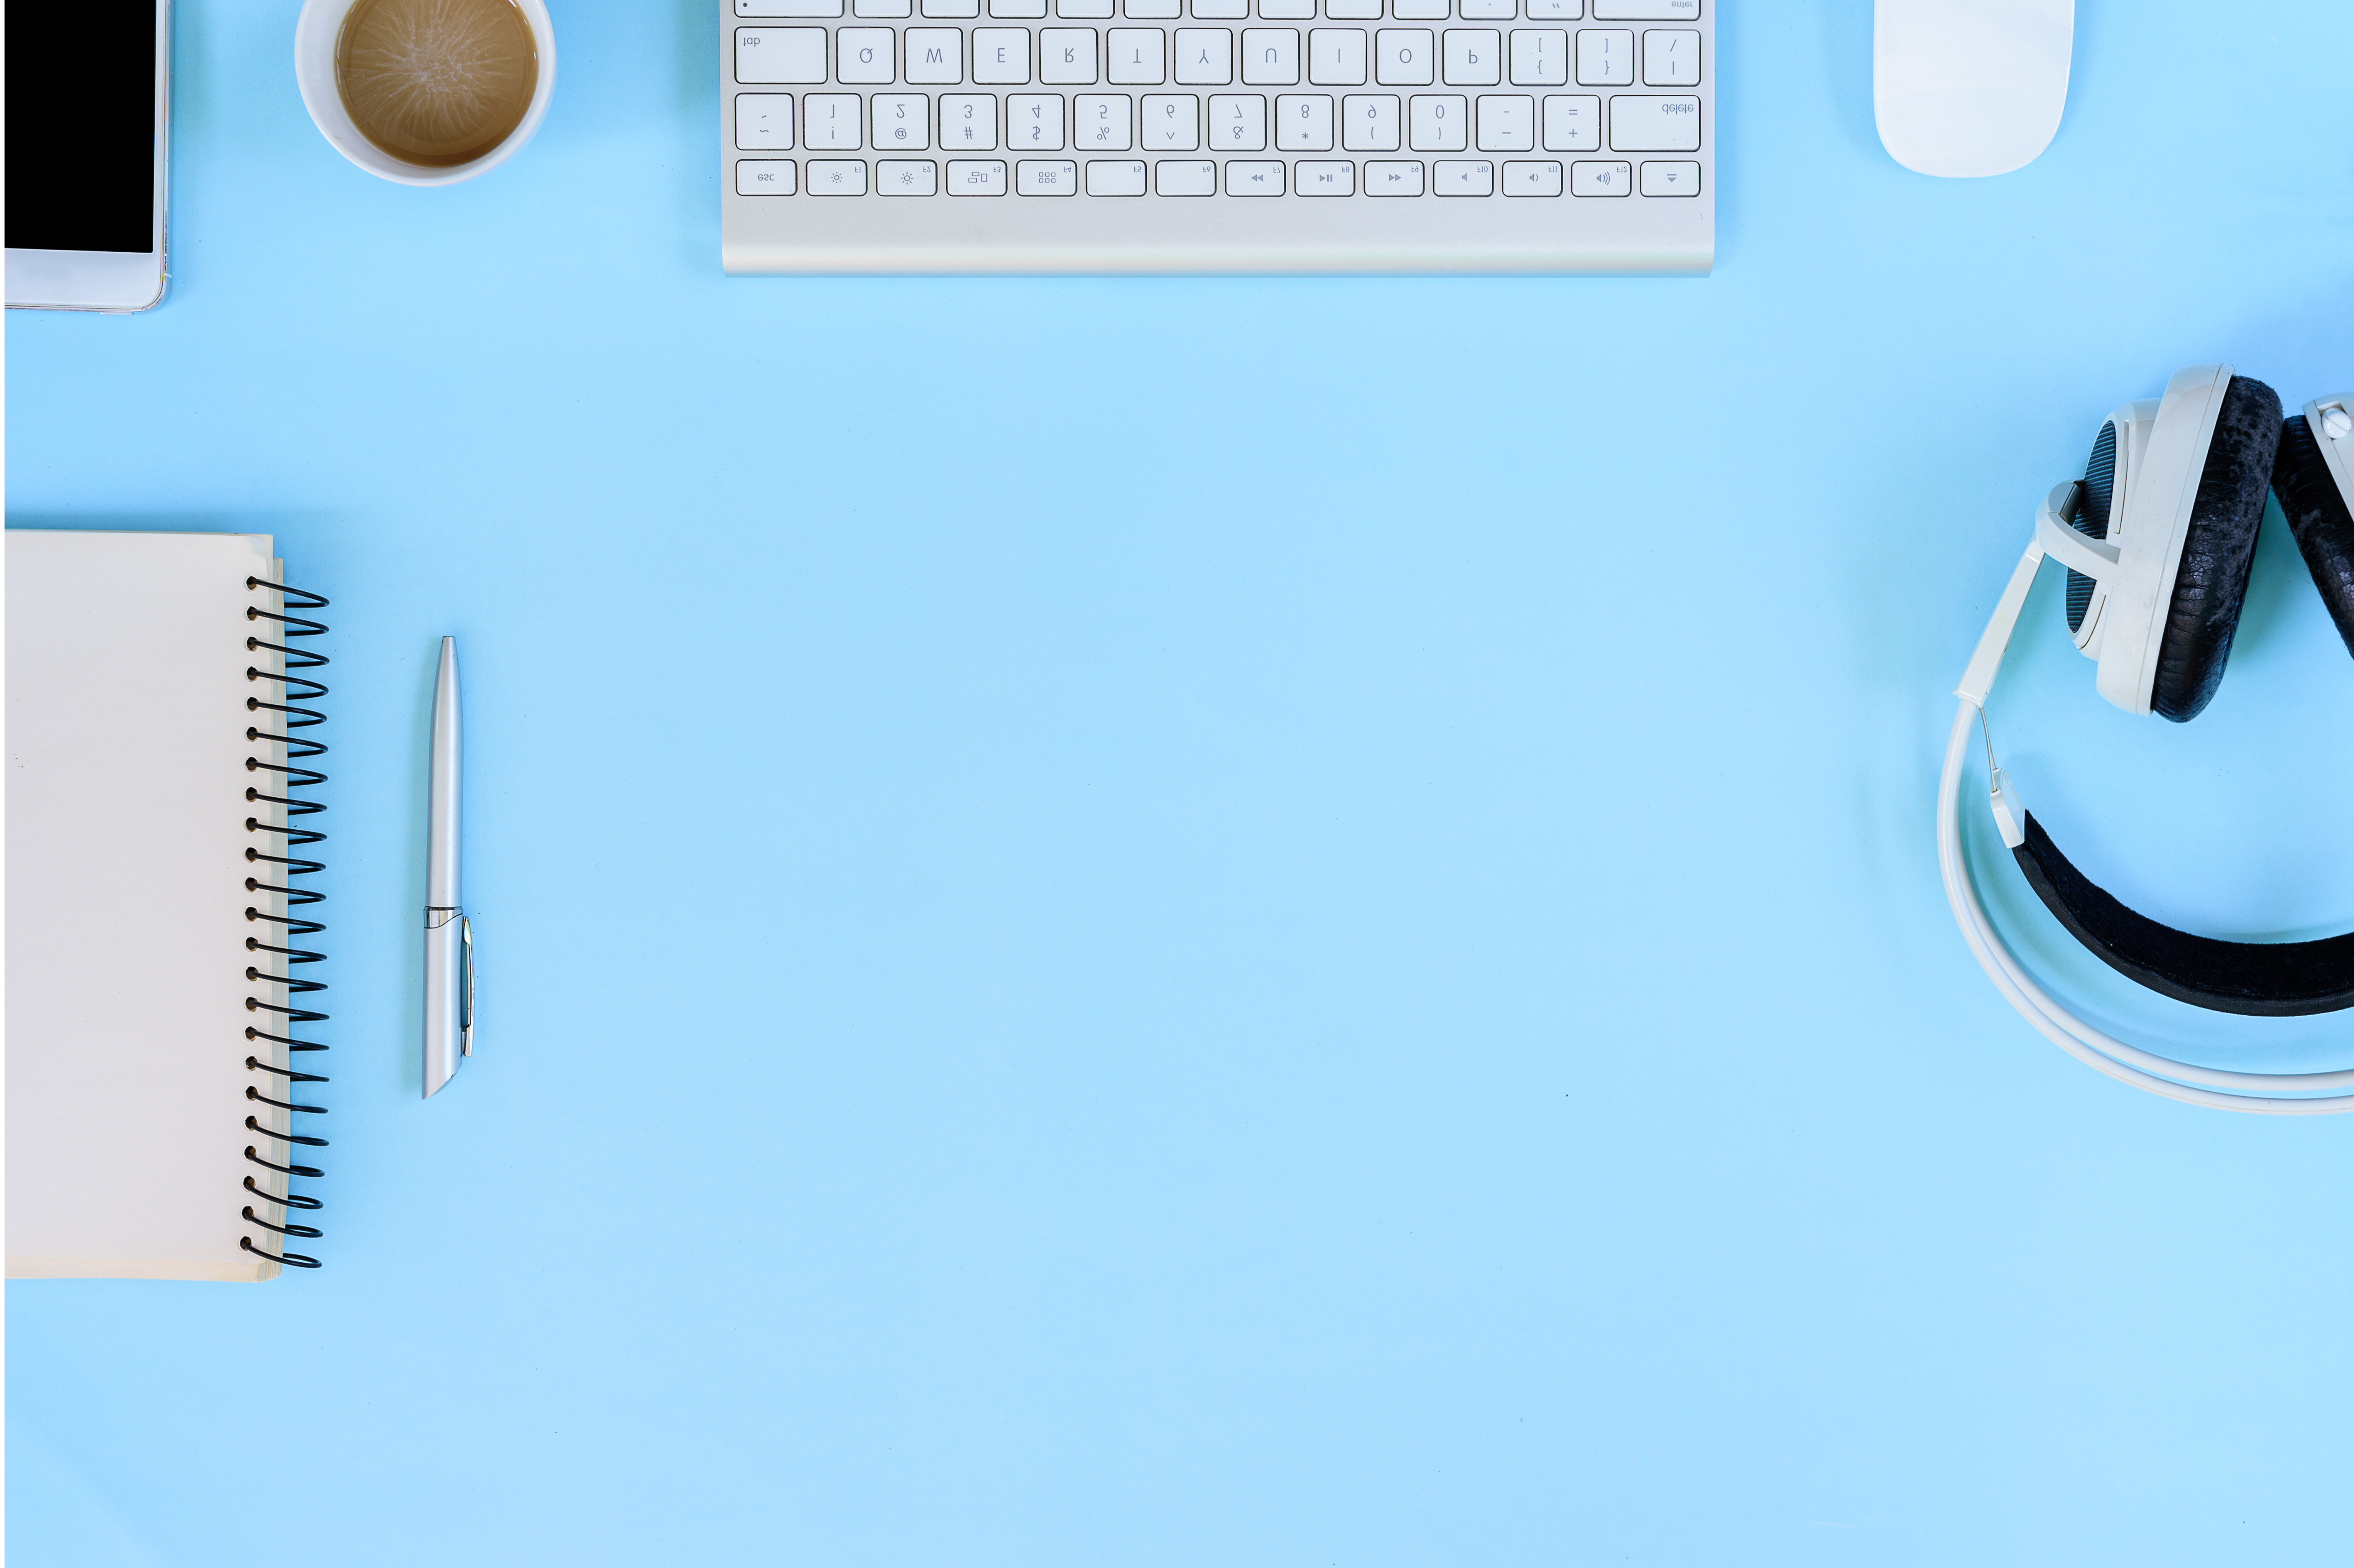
[7,0,172,313]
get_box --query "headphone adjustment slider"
[1988,767,2027,850]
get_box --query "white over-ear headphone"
[1941,368,2354,1112]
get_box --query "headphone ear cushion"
[2150,376,2283,722]
[2275,413,2354,658]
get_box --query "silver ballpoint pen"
[423,636,472,1097]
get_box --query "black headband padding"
[2275,414,2354,660]
[2150,376,2283,722]
[2012,812,2354,1016]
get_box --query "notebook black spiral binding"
[240,577,331,1271]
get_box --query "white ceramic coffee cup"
[294,0,557,186]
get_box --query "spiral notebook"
[7,531,332,1280]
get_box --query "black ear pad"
[2014,812,2354,1016]
[2149,376,2283,722]
[2274,413,2354,659]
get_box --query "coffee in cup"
[294,0,556,186]
[335,0,539,169]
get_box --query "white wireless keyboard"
[719,0,1710,272]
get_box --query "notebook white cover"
[7,531,294,1280]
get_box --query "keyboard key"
[1638,157,1698,194]
[1475,93,1532,149]
[1434,158,1492,193]
[1194,0,1248,17]
[1392,0,1447,18]
[1509,28,1565,85]
[879,157,938,191]
[1041,27,1099,81]
[874,93,930,148]
[734,27,827,84]
[942,93,1001,148]
[1060,0,1115,14]
[1541,92,1598,149]
[1077,92,1135,147]
[948,157,1008,191]
[1642,28,1698,85]
[1591,0,1696,16]
[805,93,863,148]
[1609,93,1697,150]
[1308,28,1367,85]
[974,27,1032,81]
[1375,30,1434,85]
[1569,157,1628,194]
[1242,28,1300,84]
[1209,93,1267,150]
[1009,93,1066,148]
[1175,29,1233,84]
[1525,0,1579,13]
[735,92,795,148]
[1341,93,1401,150]
[1226,159,1285,194]
[1296,157,1355,192]
[735,157,798,194]
[1365,158,1423,194]
[992,0,1047,14]
[922,0,979,14]
[1125,0,1180,15]
[1156,158,1216,193]
[1275,93,1334,150]
[837,26,895,81]
[1501,156,1559,193]
[1443,30,1500,85]
[907,27,964,80]
[1576,29,1631,84]
[737,0,839,14]
[854,0,912,16]
[1408,94,1466,150]
[1017,157,1078,192]
[1086,157,1147,193]
[1261,0,1316,16]
[1325,0,1381,16]
[1143,92,1201,147]
[1108,27,1167,82]
[1462,0,1514,15]
[809,158,869,192]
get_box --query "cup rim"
[293,0,557,187]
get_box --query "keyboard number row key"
[738,90,1624,154]
[806,92,864,147]
[876,92,929,146]
[1079,93,1135,147]
[736,154,1694,198]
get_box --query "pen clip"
[459,915,474,1057]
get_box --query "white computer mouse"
[1874,0,2073,178]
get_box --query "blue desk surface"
[10,3,2354,1562]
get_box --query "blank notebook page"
[7,531,289,1281]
